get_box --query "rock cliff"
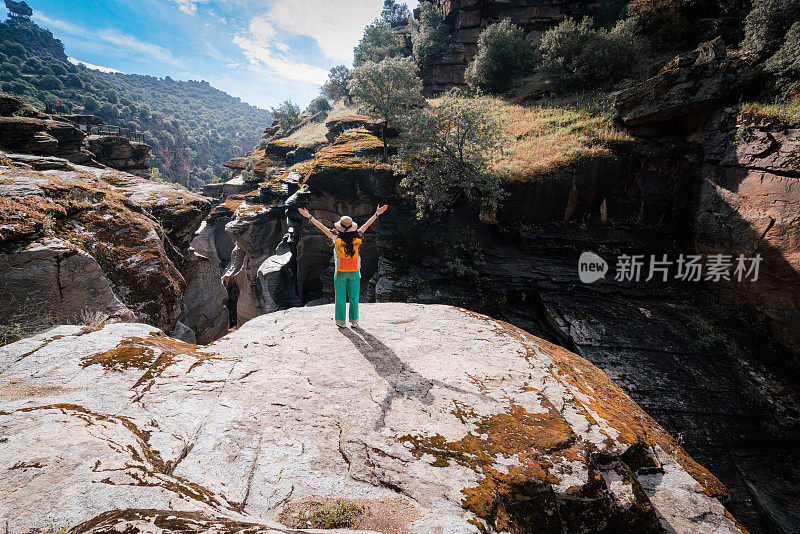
[0,93,152,173]
[0,303,745,533]
[205,40,800,533]
[0,155,215,338]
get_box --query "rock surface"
[615,42,760,132]
[0,304,743,533]
[695,109,800,351]
[0,157,212,334]
[86,135,152,178]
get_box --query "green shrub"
[63,73,82,88]
[538,17,646,91]
[1,61,20,76]
[744,0,800,56]
[411,1,451,60]
[466,20,536,94]
[307,95,331,114]
[398,89,504,219]
[98,102,118,120]
[269,100,302,132]
[353,21,408,66]
[37,74,63,90]
[765,22,800,97]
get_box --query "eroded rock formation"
[0,156,212,335]
[0,93,151,174]
[0,304,745,533]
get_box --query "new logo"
[578,251,608,284]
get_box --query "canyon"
[0,26,798,534]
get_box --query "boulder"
[325,115,400,143]
[0,304,743,533]
[58,114,104,127]
[256,237,302,313]
[0,92,47,118]
[86,135,151,176]
[170,320,196,344]
[0,116,88,159]
[614,43,760,130]
[0,238,134,325]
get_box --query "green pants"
[334,271,360,321]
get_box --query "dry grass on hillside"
[284,101,362,149]
[740,99,800,125]
[486,92,632,181]
[284,121,329,148]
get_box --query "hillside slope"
[0,14,270,188]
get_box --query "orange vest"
[335,238,362,272]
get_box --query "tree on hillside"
[466,20,536,94]
[5,0,32,19]
[353,21,408,66]
[269,100,301,133]
[744,0,800,57]
[321,65,351,102]
[348,57,424,161]
[411,1,451,60]
[381,0,411,27]
[398,89,504,219]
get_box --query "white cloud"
[97,29,184,68]
[169,0,209,15]
[233,35,328,85]
[68,57,123,74]
[32,12,92,38]
[248,16,277,40]
[266,0,382,62]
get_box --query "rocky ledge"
[0,304,743,533]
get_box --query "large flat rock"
[0,304,743,533]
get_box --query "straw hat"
[334,215,358,233]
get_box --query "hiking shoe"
[350,320,359,328]
[335,320,346,328]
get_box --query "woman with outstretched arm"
[298,205,388,328]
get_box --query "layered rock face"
[0,93,227,344]
[0,156,212,336]
[0,93,151,174]
[695,111,800,351]
[85,135,152,178]
[616,41,800,353]
[0,304,745,533]
[418,0,597,92]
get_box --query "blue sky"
[3,0,418,109]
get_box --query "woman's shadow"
[339,326,495,430]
